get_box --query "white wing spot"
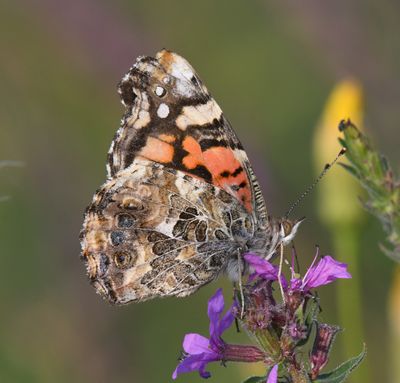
[155,86,166,97]
[157,103,170,118]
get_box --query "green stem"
[388,266,400,383]
[252,329,281,360]
[332,223,369,383]
[287,364,311,383]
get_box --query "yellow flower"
[313,79,365,226]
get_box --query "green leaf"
[242,376,266,383]
[338,121,400,259]
[314,345,366,383]
[296,298,321,348]
[338,162,359,179]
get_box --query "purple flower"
[172,288,235,379]
[244,253,289,290]
[244,253,280,282]
[290,255,351,291]
[266,364,278,383]
[244,252,351,293]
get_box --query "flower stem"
[287,363,311,383]
[388,266,400,383]
[252,330,281,360]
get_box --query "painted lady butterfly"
[80,50,302,304]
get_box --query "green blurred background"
[1,1,399,382]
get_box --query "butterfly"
[80,50,302,304]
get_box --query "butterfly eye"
[282,221,292,236]
[154,85,167,97]
[114,251,135,269]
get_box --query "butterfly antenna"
[284,147,346,219]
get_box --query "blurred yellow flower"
[313,79,365,226]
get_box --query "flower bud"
[310,323,341,380]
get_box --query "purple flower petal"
[218,306,235,336]
[208,288,225,339]
[172,352,219,379]
[244,254,279,281]
[182,333,210,355]
[266,364,278,383]
[244,254,288,288]
[207,288,235,346]
[302,256,351,290]
[290,277,302,290]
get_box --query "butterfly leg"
[231,283,242,332]
[278,242,286,305]
[237,250,245,319]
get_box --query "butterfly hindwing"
[81,159,254,303]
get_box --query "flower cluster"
[173,249,365,383]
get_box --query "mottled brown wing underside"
[80,159,253,304]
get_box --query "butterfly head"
[279,217,305,245]
[253,216,304,261]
